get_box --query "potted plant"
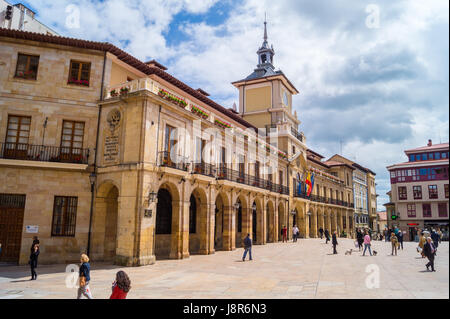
[110,89,118,97]
[120,87,129,96]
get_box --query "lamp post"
[86,172,96,257]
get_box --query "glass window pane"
[75,123,84,129]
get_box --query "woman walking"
[29,244,39,280]
[363,231,372,256]
[110,271,131,299]
[77,254,93,299]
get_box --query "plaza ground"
[0,239,448,299]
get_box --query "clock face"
[283,92,289,106]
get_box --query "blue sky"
[20,0,450,210]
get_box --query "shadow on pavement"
[0,262,122,280]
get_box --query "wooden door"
[0,194,26,263]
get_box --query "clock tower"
[232,19,306,159]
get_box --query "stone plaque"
[103,109,122,165]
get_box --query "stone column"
[259,206,267,245]
[222,206,236,251]
[242,208,252,242]
[273,205,278,243]
[199,203,214,255]
[170,200,190,259]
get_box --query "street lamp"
[234,202,241,211]
[148,190,158,206]
[87,172,96,257]
[290,209,296,215]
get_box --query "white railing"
[104,78,157,99]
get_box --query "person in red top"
[282,225,288,243]
[110,271,131,299]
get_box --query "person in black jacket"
[29,244,40,280]
[31,236,40,253]
[324,229,330,244]
[242,234,253,261]
[319,227,324,239]
[332,231,338,254]
[423,237,436,272]
[356,229,364,251]
[398,231,404,250]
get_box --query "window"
[422,204,432,218]
[409,155,414,162]
[429,153,434,160]
[445,184,449,199]
[422,153,428,161]
[164,125,176,164]
[61,121,84,160]
[4,115,31,159]
[428,185,438,199]
[442,152,448,159]
[15,53,39,80]
[438,203,448,217]
[435,152,441,160]
[413,186,422,199]
[279,170,283,186]
[51,196,77,236]
[68,60,91,86]
[398,186,407,200]
[407,204,416,217]
[292,146,296,155]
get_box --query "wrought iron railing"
[0,143,89,164]
[158,151,190,171]
[294,188,353,208]
[192,163,216,177]
[291,127,304,143]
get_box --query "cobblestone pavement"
[0,239,448,299]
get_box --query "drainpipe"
[87,51,107,257]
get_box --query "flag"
[311,173,315,193]
[305,172,313,197]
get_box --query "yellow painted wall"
[110,62,139,86]
[242,113,271,128]
[245,86,271,112]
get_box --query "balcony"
[217,166,289,195]
[291,127,304,143]
[192,163,216,177]
[0,143,90,164]
[158,151,189,172]
[294,189,354,208]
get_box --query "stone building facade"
[0,25,374,266]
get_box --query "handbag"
[354,241,359,248]
[79,276,86,288]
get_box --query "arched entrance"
[235,196,247,248]
[155,188,173,259]
[92,182,119,262]
[188,188,208,255]
[266,201,275,243]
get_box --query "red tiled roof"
[323,160,355,170]
[0,28,257,130]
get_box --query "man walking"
[398,230,404,250]
[292,225,299,242]
[424,237,436,272]
[324,229,330,244]
[431,229,440,251]
[390,232,398,256]
[332,231,338,254]
[319,227,324,239]
[242,234,253,261]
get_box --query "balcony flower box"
[278,151,288,160]
[158,89,187,108]
[191,105,209,120]
[68,78,90,86]
[214,119,232,129]
[120,87,130,96]
[16,70,37,80]
[110,90,118,97]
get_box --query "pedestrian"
[110,271,131,299]
[356,229,364,251]
[77,254,93,299]
[282,225,287,243]
[31,236,40,253]
[437,228,443,244]
[324,229,330,244]
[390,232,398,256]
[242,233,253,261]
[398,230,404,250]
[292,225,299,242]
[418,231,427,258]
[363,230,372,256]
[319,227,324,239]
[394,226,399,236]
[332,231,338,254]
[29,244,39,280]
[423,237,436,272]
[431,229,440,251]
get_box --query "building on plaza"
[386,140,449,241]
[1,23,357,266]
[376,211,387,234]
[0,1,58,35]
[327,154,376,231]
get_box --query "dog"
[345,249,353,255]
[373,250,378,256]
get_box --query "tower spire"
[264,12,268,44]
[257,14,275,69]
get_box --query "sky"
[20,0,449,210]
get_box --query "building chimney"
[428,139,432,147]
